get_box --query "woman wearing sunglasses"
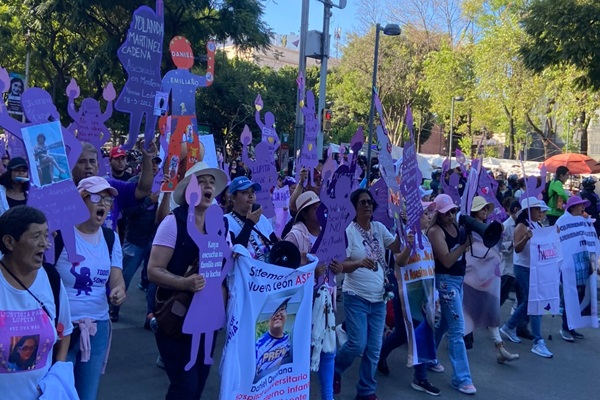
[426,194,475,395]
[334,189,401,400]
[463,196,519,364]
[54,176,126,400]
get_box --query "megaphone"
[267,241,301,269]
[459,215,502,248]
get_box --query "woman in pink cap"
[426,194,475,395]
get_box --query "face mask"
[14,176,29,183]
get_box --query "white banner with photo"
[556,213,599,329]
[528,226,562,315]
[219,245,317,400]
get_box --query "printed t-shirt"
[0,267,73,400]
[343,221,396,303]
[255,331,291,376]
[225,213,274,259]
[55,227,123,321]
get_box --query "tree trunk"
[503,105,515,159]
[577,111,589,155]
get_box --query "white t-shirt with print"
[0,267,73,400]
[343,221,396,303]
[55,227,123,321]
[225,213,274,260]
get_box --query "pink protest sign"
[0,69,88,263]
[115,0,164,149]
[241,125,277,219]
[296,87,319,186]
[183,177,233,369]
[254,95,280,153]
[66,79,116,176]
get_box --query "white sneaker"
[500,325,522,343]
[336,324,348,347]
[531,339,553,358]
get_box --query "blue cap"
[229,176,261,194]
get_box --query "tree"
[520,0,600,90]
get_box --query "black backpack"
[542,180,553,204]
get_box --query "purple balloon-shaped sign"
[115,0,165,149]
[182,176,233,369]
[254,95,280,153]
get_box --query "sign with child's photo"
[21,121,71,187]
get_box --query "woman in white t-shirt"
[225,176,279,261]
[334,189,401,400]
[55,176,125,400]
[0,205,73,400]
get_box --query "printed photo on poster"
[8,335,39,371]
[21,121,71,187]
[4,73,24,116]
[153,91,169,116]
[254,288,303,383]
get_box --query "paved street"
[99,283,600,400]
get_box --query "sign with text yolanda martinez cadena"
[115,0,164,149]
[220,245,316,400]
[528,226,562,315]
[555,213,599,329]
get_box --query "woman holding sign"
[333,189,401,400]
[426,194,475,395]
[148,162,229,400]
[500,197,554,358]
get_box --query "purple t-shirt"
[105,178,139,230]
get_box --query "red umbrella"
[541,153,600,174]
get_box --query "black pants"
[155,329,217,400]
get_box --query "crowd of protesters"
[1,137,599,400]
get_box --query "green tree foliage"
[520,0,600,90]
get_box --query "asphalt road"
[99,281,600,400]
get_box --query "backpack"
[542,180,553,204]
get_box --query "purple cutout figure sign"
[67,79,116,176]
[241,125,277,219]
[297,90,319,187]
[183,177,233,369]
[0,67,88,263]
[115,0,164,150]
[255,95,280,153]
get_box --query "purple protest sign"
[441,158,462,206]
[67,79,116,176]
[241,125,277,218]
[312,169,356,286]
[115,0,164,149]
[525,163,547,200]
[400,107,424,247]
[477,165,506,223]
[0,71,88,263]
[369,178,394,230]
[183,177,233,369]
[255,95,280,153]
[151,169,164,193]
[296,90,319,186]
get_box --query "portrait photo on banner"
[21,120,71,187]
[253,288,303,383]
[7,334,40,372]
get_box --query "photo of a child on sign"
[254,290,302,383]
[21,121,70,187]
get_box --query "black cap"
[152,156,162,163]
[7,157,28,170]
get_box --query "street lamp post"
[366,23,401,186]
[448,96,464,159]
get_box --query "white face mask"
[13,176,29,183]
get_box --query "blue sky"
[263,0,360,40]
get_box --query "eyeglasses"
[19,345,35,352]
[358,199,373,206]
[444,208,457,216]
[89,193,114,206]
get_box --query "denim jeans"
[335,292,386,397]
[505,265,542,342]
[155,329,217,400]
[318,350,335,400]
[434,274,473,387]
[122,241,152,290]
[67,319,110,400]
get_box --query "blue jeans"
[122,241,152,290]
[506,265,542,342]
[434,274,473,387]
[335,292,386,397]
[67,319,110,400]
[318,350,335,400]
